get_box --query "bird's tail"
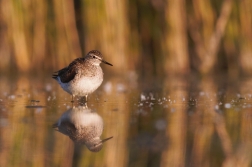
[52,71,59,80]
[52,74,58,80]
[52,123,59,130]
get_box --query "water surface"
[0,75,252,167]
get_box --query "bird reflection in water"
[53,105,113,152]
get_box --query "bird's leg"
[83,102,88,108]
[85,95,88,102]
[71,95,74,103]
[78,95,87,105]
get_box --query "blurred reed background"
[0,0,251,77]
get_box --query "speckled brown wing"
[59,66,77,83]
[53,58,84,83]
[53,121,77,137]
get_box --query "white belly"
[58,76,103,96]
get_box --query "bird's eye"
[93,56,95,59]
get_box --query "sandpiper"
[53,105,113,152]
[52,50,113,102]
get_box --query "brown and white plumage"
[52,50,112,101]
[53,105,113,152]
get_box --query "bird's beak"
[101,136,113,143]
[102,60,113,66]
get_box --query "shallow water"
[1,74,252,167]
